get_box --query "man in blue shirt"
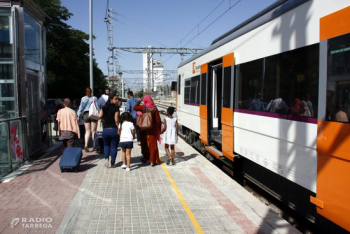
[126,91,141,145]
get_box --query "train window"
[264,44,319,117]
[235,44,319,118]
[235,59,263,110]
[178,75,181,95]
[223,67,231,108]
[190,75,200,105]
[326,33,350,123]
[184,79,191,104]
[200,74,207,105]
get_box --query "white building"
[142,47,163,92]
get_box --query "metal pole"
[89,0,94,94]
[121,79,124,98]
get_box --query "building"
[142,46,164,93]
[0,0,46,177]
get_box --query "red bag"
[136,106,154,131]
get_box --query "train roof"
[178,0,309,68]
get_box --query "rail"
[155,100,176,114]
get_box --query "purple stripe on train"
[184,103,200,107]
[234,109,317,124]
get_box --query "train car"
[176,0,350,233]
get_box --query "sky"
[60,0,277,91]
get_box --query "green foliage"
[34,0,107,100]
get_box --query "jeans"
[102,128,119,165]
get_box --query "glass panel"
[24,11,41,64]
[184,79,190,104]
[178,75,181,95]
[235,44,319,117]
[327,33,350,122]
[235,59,263,110]
[190,75,200,104]
[200,74,207,105]
[0,122,9,177]
[0,8,12,61]
[264,44,319,116]
[10,120,25,166]
[223,67,231,108]
[0,63,13,80]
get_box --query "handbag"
[136,106,153,131]
[88,101,99,120]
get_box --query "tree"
[34,0,107,100]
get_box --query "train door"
[209,63,223,145]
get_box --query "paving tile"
[1,137,301,234]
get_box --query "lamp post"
[89,0,94,94]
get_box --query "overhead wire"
[183,0,242,48]
[163,0,243,65]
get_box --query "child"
[161,107,178,165]
[118,112,135,171]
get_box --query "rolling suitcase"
[59,147,82,172]
[93,131,104,154]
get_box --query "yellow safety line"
[161,163,204,234]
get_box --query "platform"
[0,138,300,234]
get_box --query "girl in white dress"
[161,107,178,165]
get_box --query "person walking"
[98,94,120,168]
[74,99,85,147]
[56,98,80,148]
[118,112,135,171]
[126,91,141,145]
[97,87,111,108]
[77,87,99,152]
[133,95,161,166]
[161,107,178,165]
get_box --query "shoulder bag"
[136,106,153,131]
[88,99,99,120]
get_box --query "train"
[176,0,350,233]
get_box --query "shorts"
[83,111,97,123]
[119,141,133,149]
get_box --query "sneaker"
[121,164,127,169]
[104,159,109,167]
[166,159,171,165]
[126,168,130,172]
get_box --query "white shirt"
[119,121,135,142]
[97,94,109,108]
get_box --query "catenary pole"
[89,0,94,94]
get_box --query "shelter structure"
[0,0,46,177]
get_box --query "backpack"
[136,106,154,131]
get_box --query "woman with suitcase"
[98,94,120,168]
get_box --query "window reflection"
[235,44,319,119]
[0,8,12,60]
[327,33,350,123]
[0,8,15,119]
[24,11,41,64]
